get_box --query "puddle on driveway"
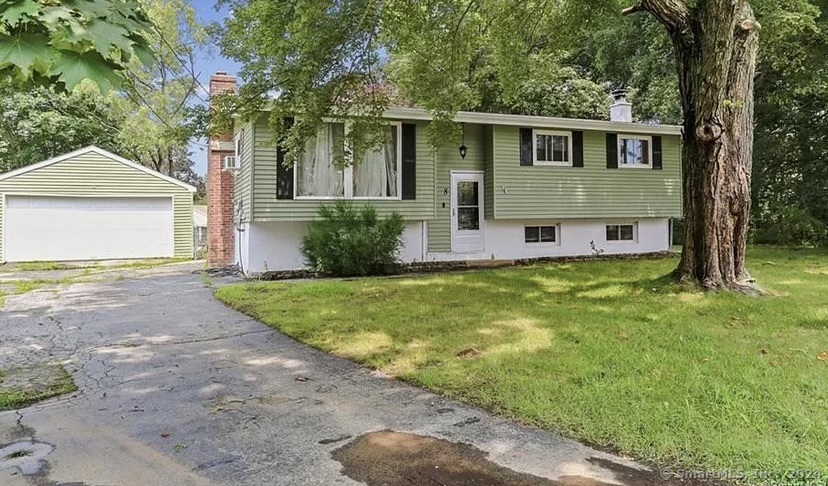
[0,440,54,475]
[332,431,718,486]
[332,431,584,486]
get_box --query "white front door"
[451,172,485,252]
[4,195,175,262]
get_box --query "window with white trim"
[295,123,401,199]
[618,136,651,167]
[525,225,558,244]
[534,130,572,166]
[606,223,636,242]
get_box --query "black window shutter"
[276,116,295,200]
[519,128,533,166]
[401,123,417,200]
[606,133,618,169]
[652,135,663,170]
[572,131,584,168]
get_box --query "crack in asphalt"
[2,272,267,411]
[92,328,273,350]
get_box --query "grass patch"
[0,365,77,410]
[0,257,190,274]
[102,257,190,270]
[17,261,79,272]
[13,280,45,294]
[216,247,828,481]
[0,277,83,309]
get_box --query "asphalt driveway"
[0,265,662,486]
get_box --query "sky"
[189,0,242,176]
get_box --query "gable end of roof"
[0,146,197,192]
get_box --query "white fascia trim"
[0,146,197,193]
[383,107,683,136]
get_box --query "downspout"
[422,221,427,262]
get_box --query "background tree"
[568,0,828,247]
[751,0,828,246]
[0,79,122,172]
[114,0,206,185]
[0,0,154,92]
[0,0,206,198]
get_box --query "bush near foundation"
[301,200,404,276]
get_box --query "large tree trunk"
[624,0,760,291]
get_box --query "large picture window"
[534,130,572,166]
[618,136,651,167]
[295,123,400,199]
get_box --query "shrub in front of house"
[301,200,405,276]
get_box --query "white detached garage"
[0,147,195,263]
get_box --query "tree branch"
[621,0,691,34]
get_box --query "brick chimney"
[207,72,237,267]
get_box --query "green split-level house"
[207,73,682,273]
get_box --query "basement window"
[525,225,557,244]
[606,223,636,242]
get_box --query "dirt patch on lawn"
[332,431,725,486]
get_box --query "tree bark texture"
[625,0,760,290]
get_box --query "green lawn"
[216,247,828,480]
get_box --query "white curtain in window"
[620,139,649,165]
[297,124,344,197]
[354,126,398,197]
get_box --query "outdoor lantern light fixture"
[459,123,468,159]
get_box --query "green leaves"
[0,0,39,25]
[0,0,155,92]
[0,32,52,76]
[51,50,123,92]
[83,20,134,56]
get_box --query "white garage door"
[4,196,174,262]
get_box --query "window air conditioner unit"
[223,156,240,171]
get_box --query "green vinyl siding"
[251,116,435,222]
[171,193,194,257]
[234,121,255,223]
[491,126,682,219]
[428,123,486,253]
[0,150,194,261]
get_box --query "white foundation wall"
[488,218,670,259]
[240,221,426,273]
[234,223,252,271]
[426,218,671,261]
[239,218,670,272]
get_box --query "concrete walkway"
[0,266,660,485]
